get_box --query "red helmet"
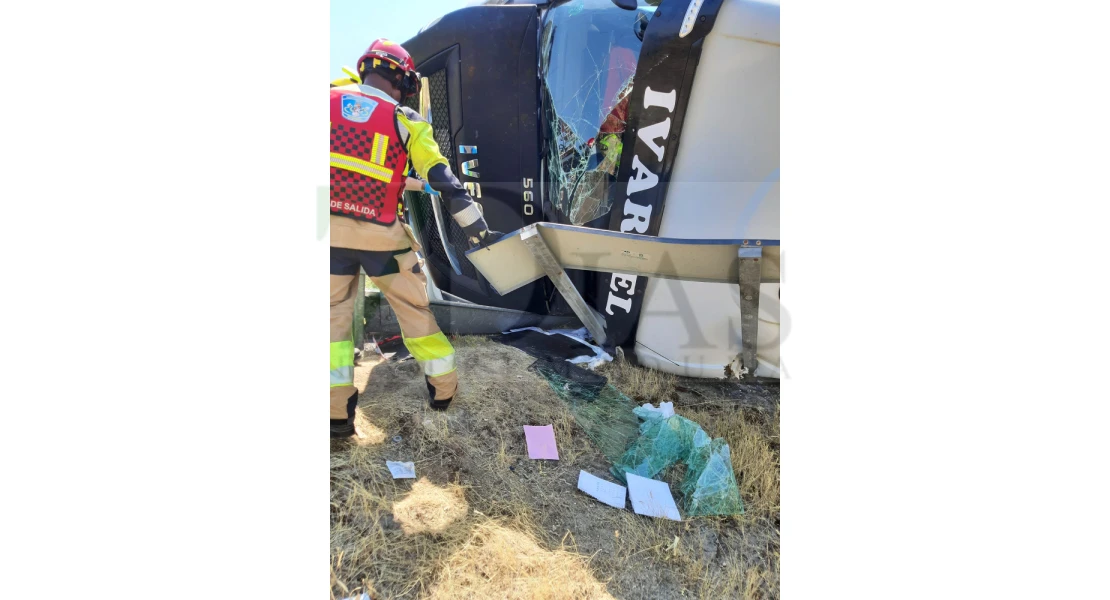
[357,39,421,101]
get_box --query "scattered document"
[577,471,627,509]
[386,461,416,479]
[523,425,560,460]
[626,472,681,521]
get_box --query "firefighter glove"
[468,228,505,251]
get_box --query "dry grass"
[604,507,778,600]
[392,478,469,535]
[428,521,614,600]
[599,358,677,405]
[695,563,776,600]
[330,336,779,600]
[352,411,388,446]
[683,404,781,523]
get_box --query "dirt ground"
[330,336,780,600]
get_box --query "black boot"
[426,378,452,411]
[330,391,359,438]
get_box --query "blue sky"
[330,0,474,80]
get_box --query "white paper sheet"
[625,472,682,521]
[386,461,415,479]
[577,470,627,509]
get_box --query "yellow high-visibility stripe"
[372,133,388,165]
[331,340,354,369]
[404,332,454,362]
[330,152,393,183]
[328,341,350,370]
[404,332,457,377]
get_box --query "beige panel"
[465,224,779,296]
[465,233,544,295]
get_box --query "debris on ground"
[577,470,627,509]
[625,473,682,522]
[370,334,411,362]
[529,358,641,464]
[386,461,416,479]
[526,347,746,520]
[529,356,608,397]
[332,336,780,600]
[638,401,675,418]
[682,438,745,516]
[522,424,560,460]
[611,410,710,483]
[530,359,737,519]
[496,326,612,369]
[612,406,745,517]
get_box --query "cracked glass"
[540,0,658,225]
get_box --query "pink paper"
[523,425,559,460]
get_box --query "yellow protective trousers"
[330,246,458,419]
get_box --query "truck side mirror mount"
[634,9,650,40]
[611,0,637,10]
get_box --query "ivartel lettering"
[604,86,676,316]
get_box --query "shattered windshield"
[540,0,657,225]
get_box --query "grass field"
[330,336,779,599]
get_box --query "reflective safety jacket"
[329,83,487,251]
[330,88,407,225]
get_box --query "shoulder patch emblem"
[340,94,378,123]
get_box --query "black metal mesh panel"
[404,69,478,281]
[427,70,455,166]
[425,71,478,279]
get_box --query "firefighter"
[330,39,500,439]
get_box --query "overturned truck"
[379,0,779,378]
